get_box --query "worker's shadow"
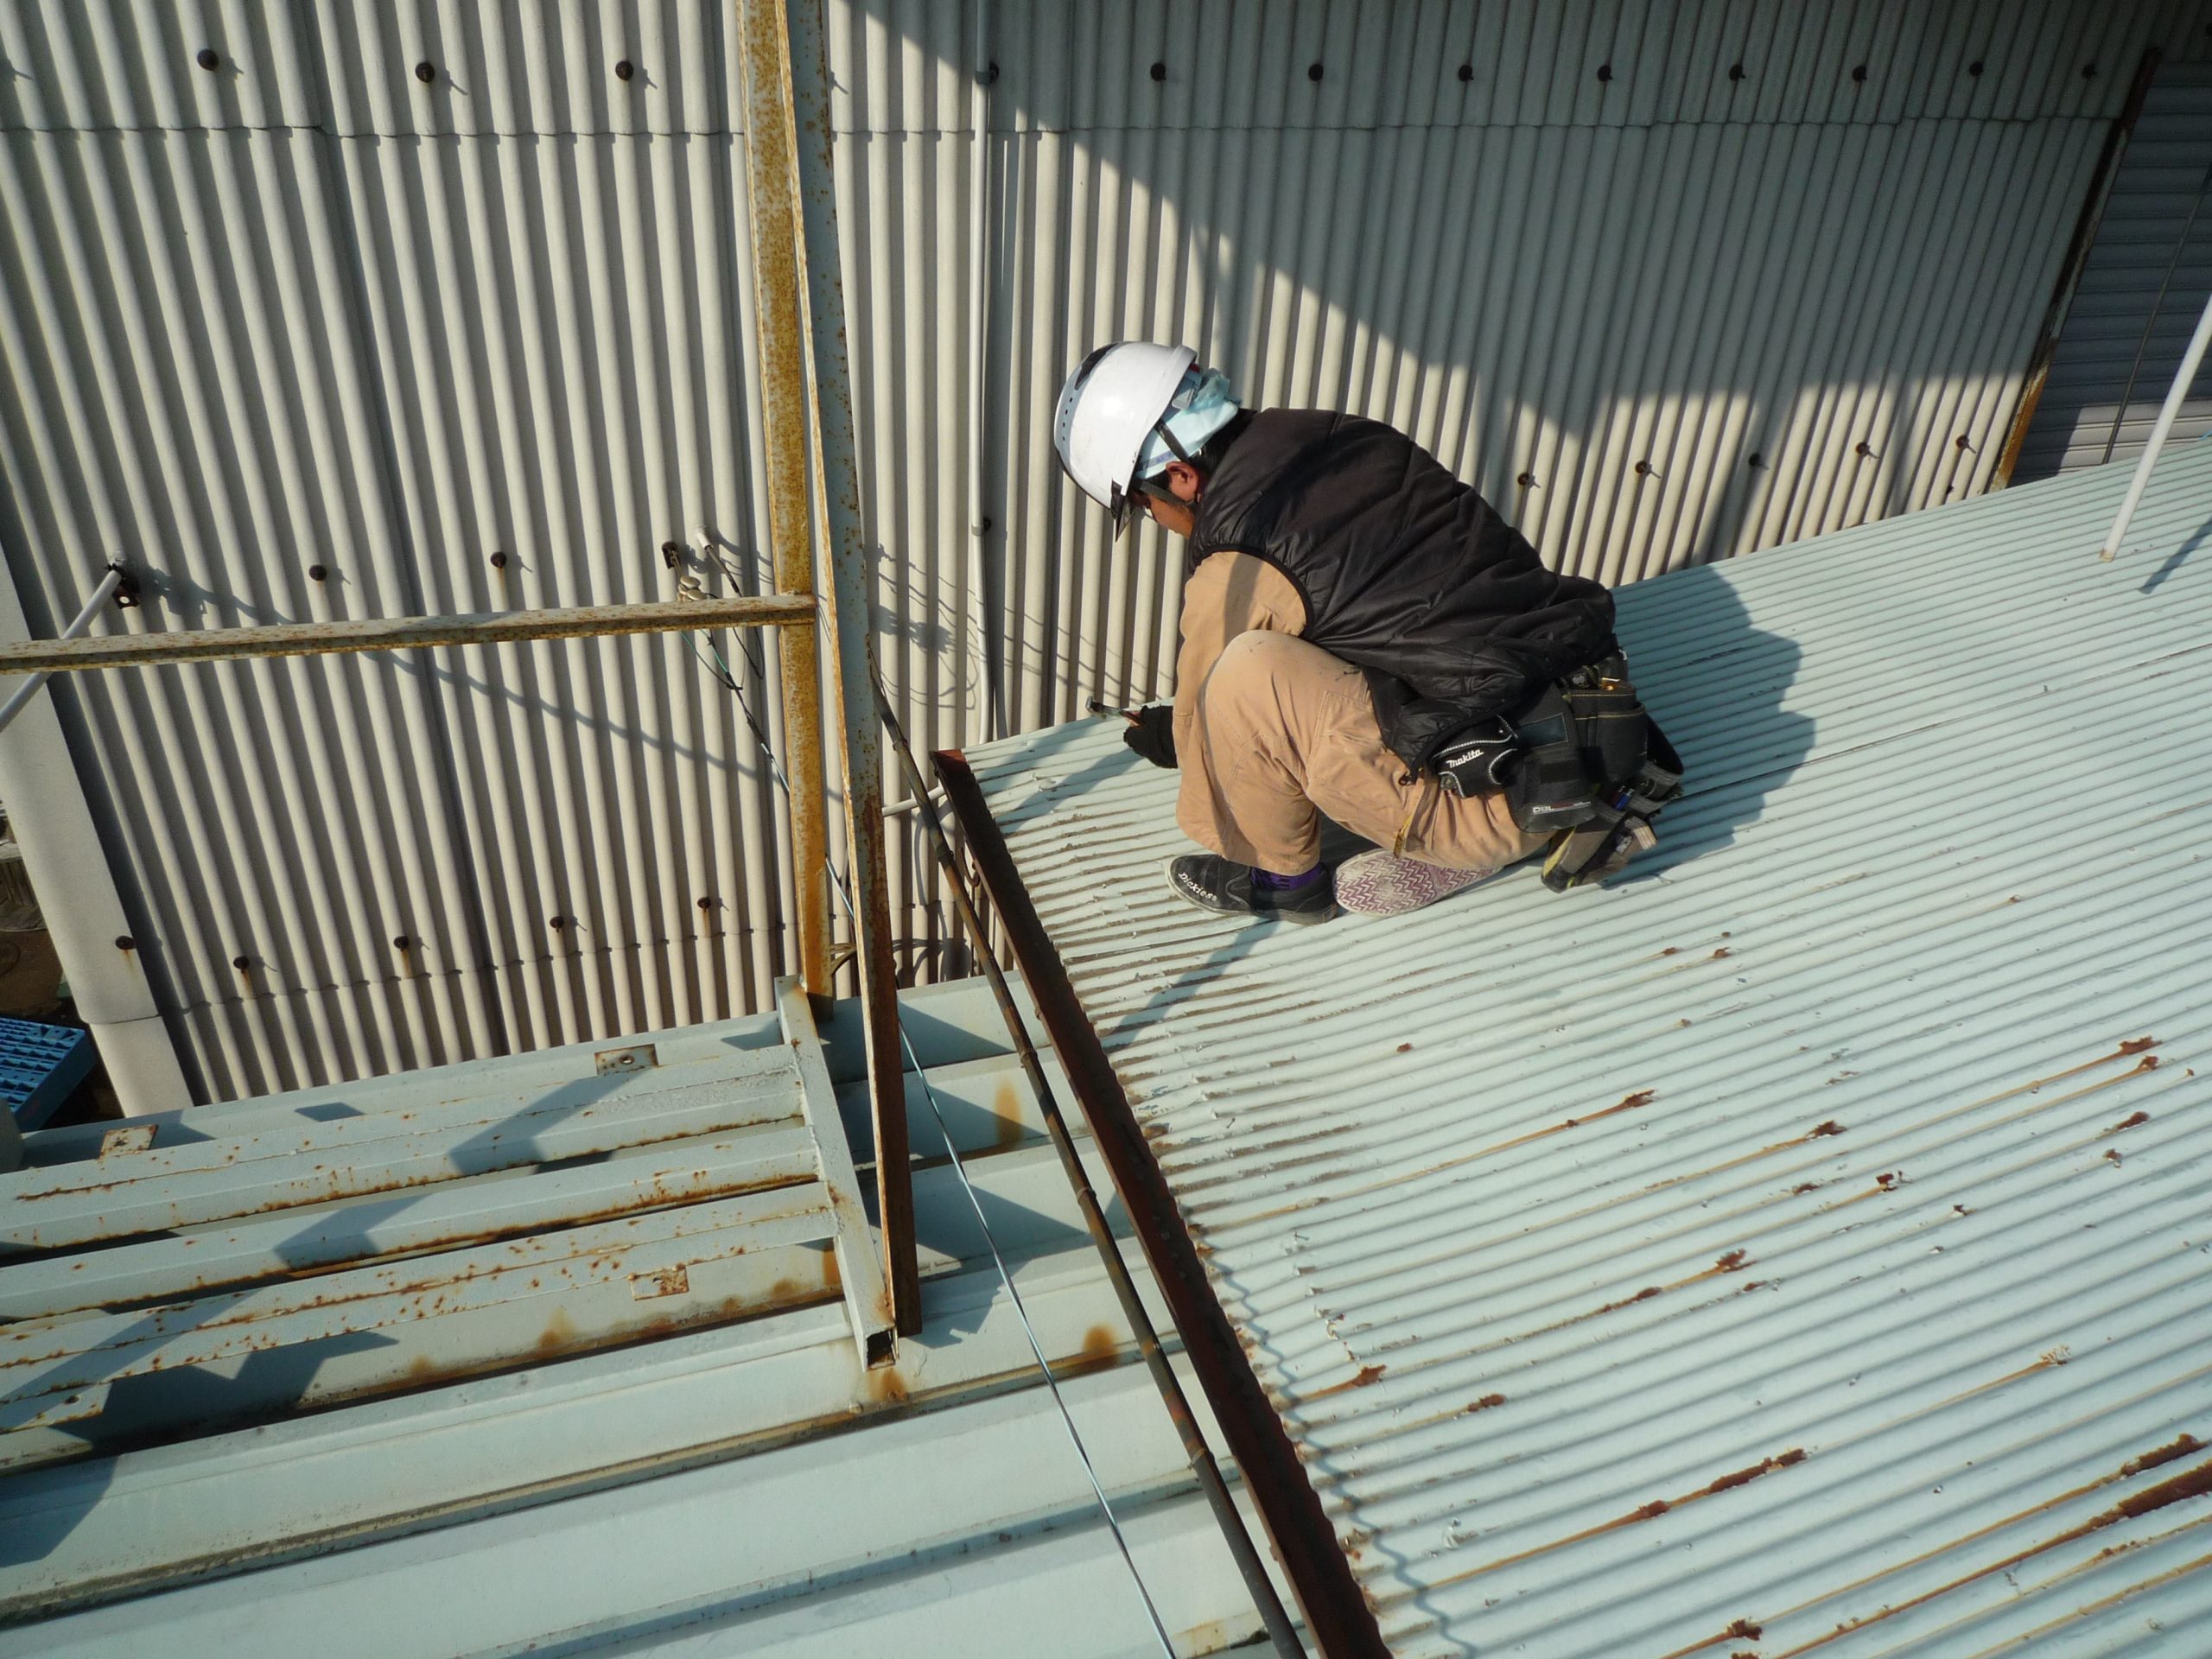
[1596,559,1813,887]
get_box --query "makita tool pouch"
[1504,654,1649,835]
[1505,653,1687,889]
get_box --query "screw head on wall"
[1458,63,1474,83]
[615,59,635,82]
[308,564,328,582]
[415,60,435,85]
[197,48,219,72]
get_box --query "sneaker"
[1164,855,1336,925]
[1333,849,1496,917]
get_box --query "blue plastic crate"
[0,1017,92,1131]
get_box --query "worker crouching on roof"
[1054,342,1678,925]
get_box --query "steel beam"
[775,0,921,1338]
[735,0,834,998]
[0,594,816,674]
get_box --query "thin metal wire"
[682,605,1180,1658]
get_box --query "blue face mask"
[1135,367,1240,480]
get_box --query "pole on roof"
[2099,285,2212,562]
[735,0,835,999]
[742,0,920,1338]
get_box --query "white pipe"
[0,565,123,735]
[2099,285,2212,562]
[965,0,998,744]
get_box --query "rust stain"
[1711,947,1732,960]
[2105,1147,2124,1166]
[1595,1285,1664,1315]
[2107,1109,2151,1134]
[2121,1433,2202,1478]
[1758,1448,2212,1658]
[1810,1120,1845,1138]
[1466,1393,1506,1413]
[1564,1089,1656,1129]
[992,1077,1025,1150]
[1660,946,1680,957]
[861,1366,909,1406]
[1440,1446,1812,1591]
[1700,1449,1806,1497]
[2105,1456,2212,1522]
[535,1306,578,1354]
[1395,1041,1414,1053]
[1308,1363,1388,1400]
[1063,1323,1121,1375]
[1725,1620,1763,1641]
[1950,1038,2160,1122]
[1790,1181,1821,1195]
[1713,1249,1749,1272]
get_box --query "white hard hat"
[1053,341,1196,536]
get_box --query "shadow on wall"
[841,0,2177,718]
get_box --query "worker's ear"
[1161,460,1204,503]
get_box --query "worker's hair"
[1188,408,1253,481]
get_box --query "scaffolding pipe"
[965,0,1001,747]
[0,593,816,674]
[760,0,922,1336]
[0,565,124,734]
[2099,284,2212,562]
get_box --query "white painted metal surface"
[960,443,2212,1656]
[0,975,1289,1658]
[6,1,2212,1103]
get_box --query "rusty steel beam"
[0,594,816,674]
[777,0,921,1337]
[934,749,1390,1659]
[737,0,833,999]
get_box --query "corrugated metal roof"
[0,975,1291,1656]
[956,440,2212,1656]
[14,0,2212,1110]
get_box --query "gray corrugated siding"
[4,0,2211,1100]
[2015,61,2212,480]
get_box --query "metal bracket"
[107,561,140,609]
[594,1043,658,1077]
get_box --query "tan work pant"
[1176,631,1552,876]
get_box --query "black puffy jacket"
[1187,409,1617,770]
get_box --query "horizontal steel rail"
[0,594,816,675]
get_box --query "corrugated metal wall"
[4,0,2210,1103]
[2013,60,2212,480]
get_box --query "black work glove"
[1122,704,1178,769]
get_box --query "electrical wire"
[679,605,1180,1657]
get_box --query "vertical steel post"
[760,0,921,1334]
[737,0,832,995]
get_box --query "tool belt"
[1430,652,1684,890]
